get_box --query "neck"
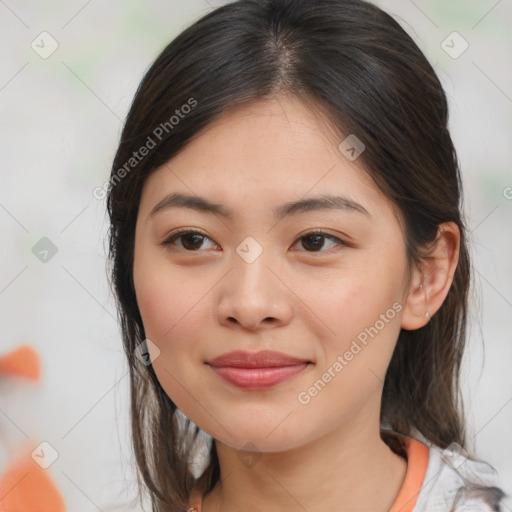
[201,403,407,512]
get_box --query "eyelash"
[161,228,348,253]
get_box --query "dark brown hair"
[107,1,472,510]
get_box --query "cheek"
[133,245,219,377]
[294,279,402,430]
[133,256,210,414]
[302,255,404,378]
[134,263,202,346]
[134,235,189,338]
[304,263,391,341]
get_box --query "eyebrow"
[149,192,371,221]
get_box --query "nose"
[215,247,293,332]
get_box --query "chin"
[211,422,310,454]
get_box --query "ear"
[400,222,460,331]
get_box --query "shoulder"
[412,435,506,512]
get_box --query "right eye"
[161,229,218,251]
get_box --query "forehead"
[187,94,357,168]
[138,95,396,223]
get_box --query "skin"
[133,93,460,512]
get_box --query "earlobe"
[400,222,460,331]
[400,273,434,331]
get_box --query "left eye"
[162,230,346,253]
[294,232,346,252]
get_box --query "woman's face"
[133,94,414,452]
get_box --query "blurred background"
[0,0,510,510]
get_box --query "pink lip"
[206,350,312,389]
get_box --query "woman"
[106,0,505,510]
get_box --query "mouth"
[206,350,313,389]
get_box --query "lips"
[206,350,312,389]
[207,350,311,368]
